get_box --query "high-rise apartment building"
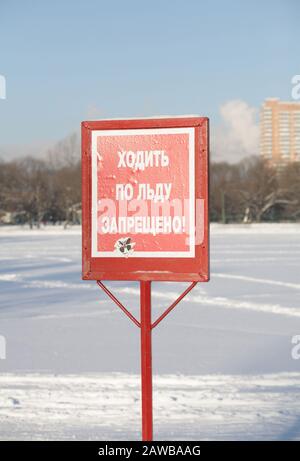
[260,98,300,167]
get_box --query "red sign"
[81,116,209,281]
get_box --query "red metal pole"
[140,280,153,441]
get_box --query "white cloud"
[212,99,260,163]
[0,101,260,164]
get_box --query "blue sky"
[0,0,299,150]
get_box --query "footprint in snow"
[8,397,20,406]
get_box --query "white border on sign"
[91,127,195,258]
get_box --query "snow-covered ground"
[0,223,300,440]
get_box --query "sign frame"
[81,116,209,282]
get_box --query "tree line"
[0,141,299,225]
[210,157,300,222]
[0,134,81,227]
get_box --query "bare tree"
[47,132,80,169]
[237,157,296,222]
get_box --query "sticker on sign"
[82,116,209,281]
